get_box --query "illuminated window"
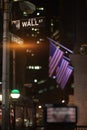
[26,65,42,70]
[37,12,40,16]
[34,79,38,83]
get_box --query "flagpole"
[47,37,73,54]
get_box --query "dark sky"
[11,0,87,50]
[29,0,60,16]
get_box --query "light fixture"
[0,94,2,101]
[19,1,36,15]
[80,45,87,55]
[10,89,20,99]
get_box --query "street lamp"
[10,89,20,130]
[0,94,2,102]
[10,89,20,99]
[1,0,36,130]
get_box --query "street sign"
[10,33,24,44]
[11,17,45,30]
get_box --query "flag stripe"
[60,66,73,89]
[49,40,64,77]
[56,58,69,84]
[49,49,64,77]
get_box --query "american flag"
[56,57,69,84]
[49,40,64,77]
[60,65,74,89]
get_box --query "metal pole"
[13,49,16,130]
[2,0,10,129]
[13,102,16,130]
[13,49,16,89]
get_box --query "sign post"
[2,0,10,130]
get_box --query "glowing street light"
[0,94,2,102]
[1,0,36,130]
[10,89,20,130]
[10,89,20,99]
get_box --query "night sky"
[11,0,87,49]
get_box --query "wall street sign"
[11,17,45,30]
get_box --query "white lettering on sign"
[12,17,44,29]
[22,18,39,27]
